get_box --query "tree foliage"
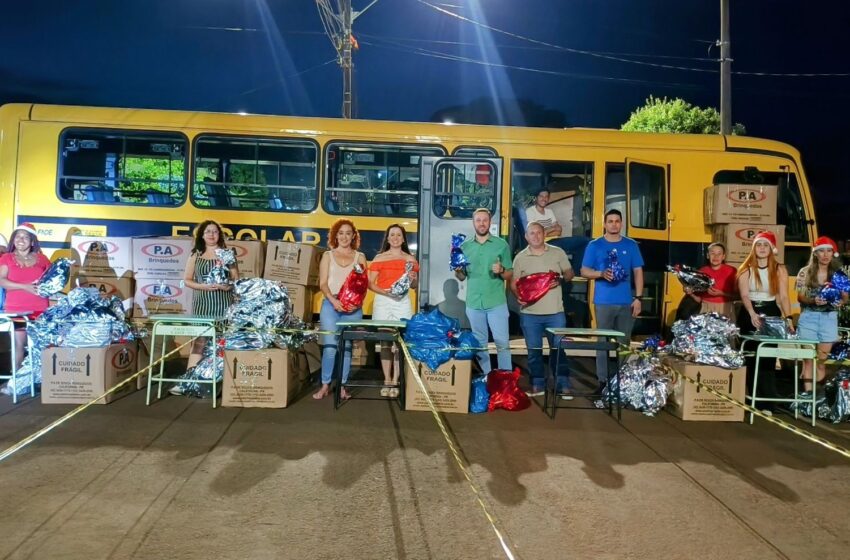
[621,96,746,135]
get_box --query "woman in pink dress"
[0,223,51,369]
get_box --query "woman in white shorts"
[795,236,847,393]
[368,224,419,397]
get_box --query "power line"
[413,0,850,78]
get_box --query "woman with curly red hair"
[314,219,368,400]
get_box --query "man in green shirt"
[510,221,574,397]
[454,208,513,373]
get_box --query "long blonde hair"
[737,249,780,295]
[801,251,842,291]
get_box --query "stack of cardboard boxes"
[704,184,783,266]
[131,236,195,316]
[262,241,324,322]
[70,235,135,315]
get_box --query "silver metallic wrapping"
[757,315,795,339]
[666,264,715,293]
[175,339,223,398]
[793,370,850,423]
[600,355,672,416]
[35,258,74,297]
[223,277,315,350]
[669,312,744,369]
[1,287,140,396]
[203,248,237,285]
[388,261,414,298]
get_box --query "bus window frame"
[190,133,320,214]
[322,139,447,218]
[625,158,670,240]
[56,126,190,207]
[431,159,499,220]
[452,146,498,157]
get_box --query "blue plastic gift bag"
[453,330,481,361]
[469,376,490,414]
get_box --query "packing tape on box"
[396,335,519,560]
[0,337,197,464]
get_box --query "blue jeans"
[320,299,363,385]
[465,304,512,373]
[520,312,569,390]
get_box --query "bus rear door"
[418,157,503,325]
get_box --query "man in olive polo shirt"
[454,208,513,373]
[510,221,574,397]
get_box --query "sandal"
[389,388,400,398]
[340,387,351,401]
[313,386,330,400]
[380,387,390,397]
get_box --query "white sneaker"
[526,388,545,397]
[169,384,185,396]
[760,409,773,417]
[560,392,575,401]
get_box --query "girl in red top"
[0,223,51,369]
[686,242,737,318]
[368,224,419,397]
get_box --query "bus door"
[418,157,503,325]
[624,158,671,335]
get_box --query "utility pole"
[719,0,732,135]
[317,0,380,119]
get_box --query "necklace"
[15,252,35,266]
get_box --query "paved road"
[1,372,848,560]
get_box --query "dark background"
[2,0,847,238]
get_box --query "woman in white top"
[314,219,368,400]
[736,230,794,413]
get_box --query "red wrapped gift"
[486,368,531,412]
[515,271,561,307]
[337,263,368,311]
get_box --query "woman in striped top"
[180,220,239,375]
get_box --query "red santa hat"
[14,222,38,237]
[752,231,778,254]
[812,236,839,258]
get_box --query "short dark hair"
[604,209,622,220]
[535,187,550,197]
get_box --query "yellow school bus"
[0,103,817,331]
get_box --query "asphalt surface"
[1,361,849,560]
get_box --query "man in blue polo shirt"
[580,209,644,391]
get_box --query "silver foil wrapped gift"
[600,355,673,416]
[223,277,316,350]
[203,248,237,285]
[36,258,74,297]
[667,264,714,293]
[794,369,850,423]
[757,315,794,339]
[388,261,414,298]
[1,287,140,397]
[174,339,224,398]
[669,312,744,369]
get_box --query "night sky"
[3,0,848,237]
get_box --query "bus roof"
[3,102,800,159]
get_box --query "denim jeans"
[465,303,512,373]
[593,304,634,383]
[520,312,569,391]
[320,299,363,385]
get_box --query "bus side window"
[192,135,318,212]
[58,129,186,206]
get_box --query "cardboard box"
[227,239,266,278]
[405,359,472,414]
[70,235,134,278]
[282,283,316,321]
[132,236,194,279]
[713,224,786,264]
[222,348,307,408]
[704,184,778,225]
[663,357,746,421]
[133,277,194,317]
[351,340,376,367]
[76,274,135,316]
[263,242,325,286]
[41,343,138,404]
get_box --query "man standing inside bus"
[454,208,513,374]
[580,209,644,392]
[525,187,562,238]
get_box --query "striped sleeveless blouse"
[192,256,233,317]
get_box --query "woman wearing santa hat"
[0,223,51,369]
[795,236,847,392]
[736,230,794,413]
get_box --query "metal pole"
[720,0,731,135]
[342,0,353,119]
